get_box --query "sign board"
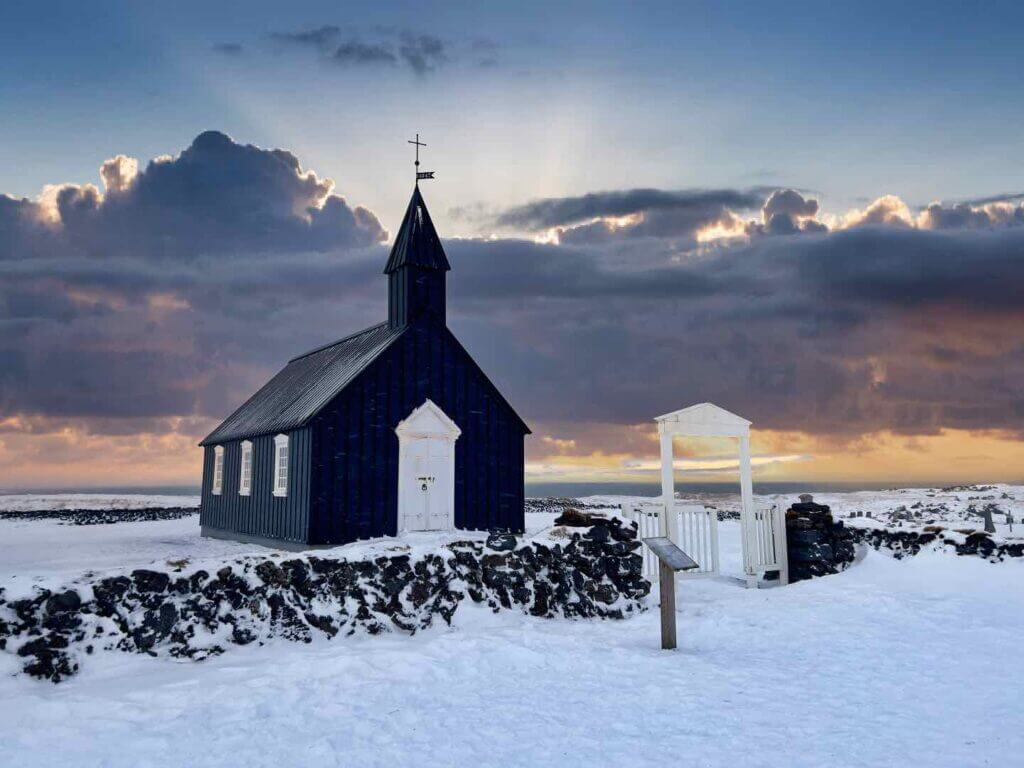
[642,536,699,650]
[643,537,699,572]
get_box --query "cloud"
[3,136,1024,486]
[494,188,765,231]
[4,129,386,259]
[745,189,828,236]
[0,132,386,431]
[398,33,448,74]
[333,40,397,67]
[445,195,1024,439]
[268,26,453,75]
[918,200,1024,230]
[842,194,914,228]
[271,25,341,50]
[99,155,138,193]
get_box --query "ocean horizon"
[2,479,1013,500]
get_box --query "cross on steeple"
[407,133,435,183]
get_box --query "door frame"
[395,399,461,533]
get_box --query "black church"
[199,181,530,549]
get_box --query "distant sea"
[523,480,983,499]
[0,485,202,497]
[0,480,1007,499]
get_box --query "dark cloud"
[747,189,828,236]
[494,188,765,231]
[333,40,397,67]
[960,191,1024,207]
[443,216,1024,438]
[268,26,453,75]
[398,33,447,74]
[3,143,1024,453]
[1,130,386,260]
[919,200,1024,230]
[763,188,818,219]
[0,132,386,430]
[271,25,341,50]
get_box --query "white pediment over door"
[395,399,462,440]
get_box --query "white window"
[273,434,289,497]
[212,446,224,495]
[239,440,252,496]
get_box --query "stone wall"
[0,519,648,683]
[785,496,857,582]
[848,526,1024,561]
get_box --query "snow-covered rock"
[0,518,649,682]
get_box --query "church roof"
[200,322,403,445]
[383,185,451,274]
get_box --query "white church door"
[403,438,451,531]
[395,400,461,533]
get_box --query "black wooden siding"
[388,266,445,328]
[308,321,526,545]
[199,428,312,544]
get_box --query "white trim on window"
[212,446,224,495]
[272,434,289,497]
[239,440,252,496]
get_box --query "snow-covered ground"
[0,493,200,512]
[1,489,1023,767]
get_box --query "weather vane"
[408,133,435,183]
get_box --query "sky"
[2,0,1024,489]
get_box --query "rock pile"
[0,520,649,683]
[785,495,857,582]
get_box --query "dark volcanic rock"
[131,570,170,594]
[0,516,649,683]
[485,532,517,552]
[553,509,609,527]
[45,590,81,615]
[784,496,856,582]
[0,506,197,526]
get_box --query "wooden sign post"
[643,536,699,650]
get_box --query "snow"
[0,507,557,591]
[2,490,1023,767]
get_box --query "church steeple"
[385,185,450,329]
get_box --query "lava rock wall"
[0,521,648,683]
[848,527,1024,561]
[785,499,857,582]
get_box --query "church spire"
[384,185,451,274]
[386,185,450,329]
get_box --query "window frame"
[239,440,253,496]
[272,434,289,497]
[212,445,224,495]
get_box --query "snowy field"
[1,489,1023,767]
[0,493,200,512]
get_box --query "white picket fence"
[621,502,719,579]
[621,500,788,586]
[744,504,789,585]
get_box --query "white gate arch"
[643,402,789,587]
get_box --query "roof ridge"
[288,322,388,363]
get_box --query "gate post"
[739,434,757,588]
[659,426,676,540]
[774,505,790,586]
